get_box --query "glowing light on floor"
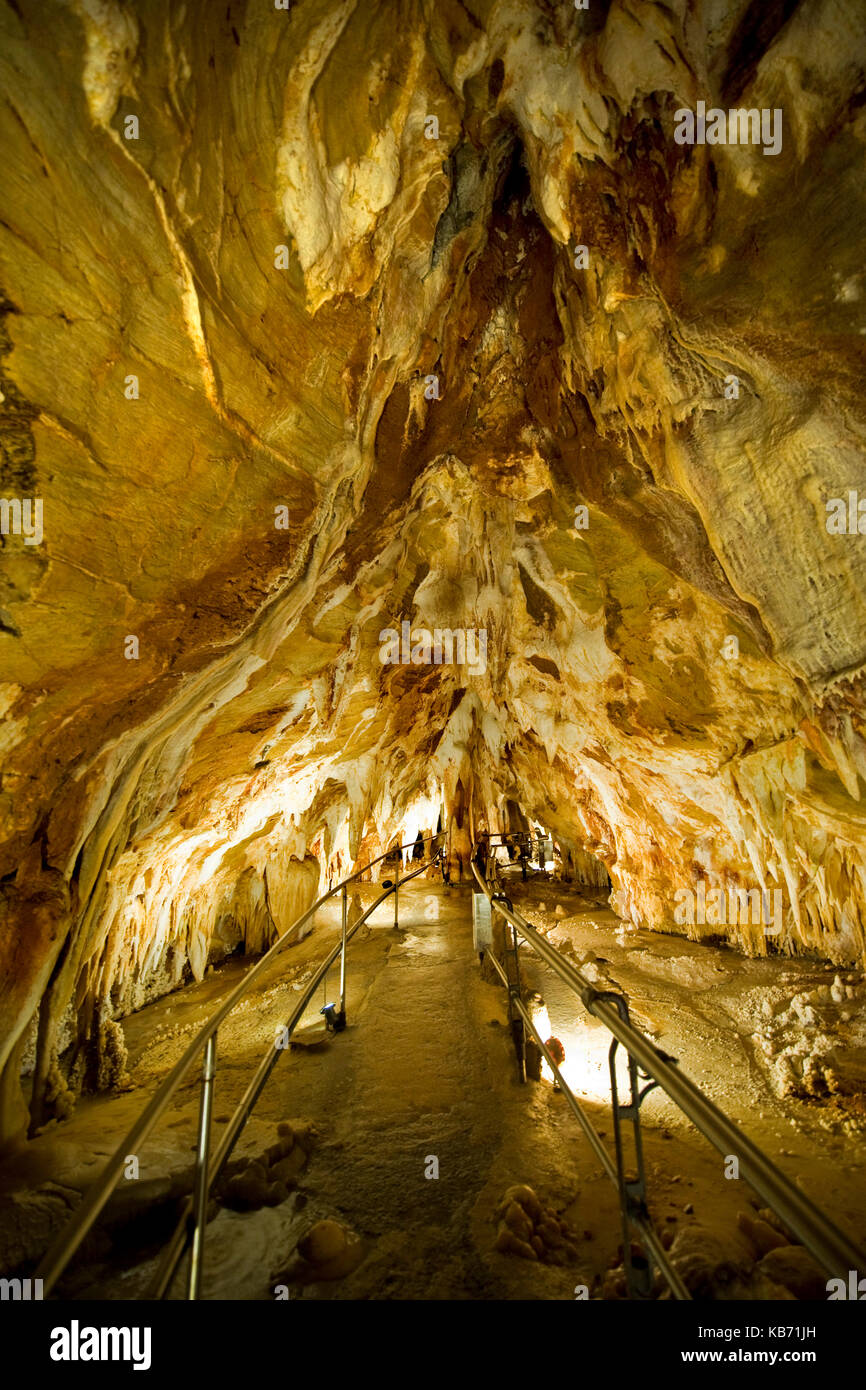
[539,1021,633,1106]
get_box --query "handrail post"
[394,853,400,928]
[187,1032,217,1300]
[338,882,348,1026]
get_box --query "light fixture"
[320,1002,346,1032]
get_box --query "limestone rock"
[502,1202,533,1244]
[495,1226,537,1261]
[668,1225,742,1297]
[736,1211,789,1257]
[500,1184,541,1224]
[223,1161,271,1212]
[270,1148,308,1188]
[757,1246,827,1301]
[292,1220,363,1282]
[298,1219,347,1265]
[493,1183,578,1265]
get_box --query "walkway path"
[8,875,864,1300]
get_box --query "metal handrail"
[36,831,444,1297]
[472,832,866,1295]
[477,935,689,1299]
[155,850,438,1299]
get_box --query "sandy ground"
[2,872,865,1300]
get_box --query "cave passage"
[0,0,865,1325]
[11,862,866,1305]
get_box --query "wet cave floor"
[3,874,865,1300]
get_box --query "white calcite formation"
[756,970,866,1114]
[0,0,865,1140]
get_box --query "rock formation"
[1,0,865,1141]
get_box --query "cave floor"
[4,874,866,1300]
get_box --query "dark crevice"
[721,0,803,104]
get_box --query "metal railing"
[472,832,866,1300]
[36,832,445,1300]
